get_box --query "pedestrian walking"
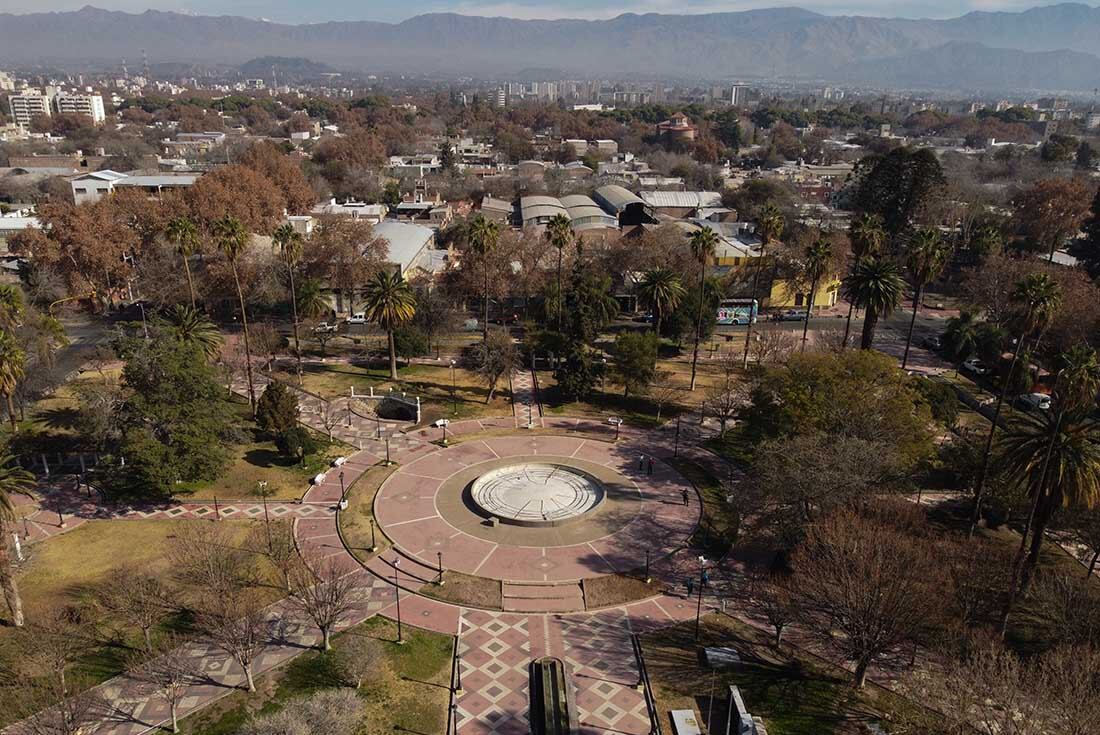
[638,454,645,470]
[686,578,694,597]
[681,488,690,506]
[701,569,710,588]
[647,457,654,476]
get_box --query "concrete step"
[502,582,584,600]
[503,596,583,613]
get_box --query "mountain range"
[1,4,1100,93]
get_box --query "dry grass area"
[338,464,398,562]
[0,519,284,727]
[425,571,504,609]
[584,573,662,609]
[271,361,514,423]
[178,616,454,735]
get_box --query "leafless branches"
[96,571,175,651]
[289,555,358,651]
[126,635,201,733]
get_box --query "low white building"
[69,170,200,205]
[311,199,387,224]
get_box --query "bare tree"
[12,678,106,735]
[169,522,252,597]
[249,522,301,593]
[96,571,175,651]
[21,607,95,695]
[318,398,346,442]
[290,556,358,651]
[750,329,797,366]
[1027,569,1100,648]
[195,590,269,692]
[238,689,364,735]
[468,328,519,403]
[789,505,946,687]
[1062,507,1100,578]
[333,633,385,689]
[646,371,681,423]
[748,571,795,648]
[703,370,745,438]
[127,636,200,733]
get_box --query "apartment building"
[54,93,106,125]
[8,90,51,128]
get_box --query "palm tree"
[362,270,417,381]
[942,311,983,375]
[688,227,719,391]
[296,278,328,321]
[743,203,785,367]
[842,213,886,349]
[165,304,223,361]
[842,256,904,350]
[0,331,25,434]
[468,215,501,340]
[997,345,1100,632]
[546,214,573,333]
[273,223,306,384]
[213,216,256,411]
[901,228,952,369]
[798,237,835,352]
[970,273,1062,534]
[0,284,25,331]
[0,455,34,627]
[638,268,685,338]
[165,217,201,309]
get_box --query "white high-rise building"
[54,93,106,125]
[730,85,749,106]
[0,71,14,91]
[8,90,52,128]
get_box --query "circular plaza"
[371,432,700,583]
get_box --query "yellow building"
[768,275,841,309]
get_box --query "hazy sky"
[0,0,1072,23]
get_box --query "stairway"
[503,581,585,613]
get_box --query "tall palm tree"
[638,268,684,338]
[546,214,573,333]
[468,215,501,341]
[743,203,785,367]
[998,345,1100,632]
[798,237,835,352]
[273,223,306,384]
[165,217,201,309]
[901,228,952,369]
[842,256,904,350]
[362,270,417,381]
[165,304,223,361]
[688,227,720,391]
[0,284,25,331]
[214,216,256,411]
[0,455,34,627]
[0,331,25,434]
[842,213,886,349]
[296,278,328,321]
[970,273,1062,534]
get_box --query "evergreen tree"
[256,381,299,437]
[1069,187,1100,279]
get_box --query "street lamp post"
[369,518,377,552]
[393,557,404,644]
[674,415,681,458]
[437,551,444,585]
[450,359,457,415]
[608,416,623,441]
[645,550,651,584]
[385,436,391,466]
[455,651,463,693]
[694,555,707,641]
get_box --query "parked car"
[1016,393,1052,412]
[776,309,808,322]
[313,322,339,333]
[963,358,991,376]
[347,313,367,325]
[461,318,480,332]
[921,335,942,351]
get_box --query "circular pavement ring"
[437,455,644,546]
[470,462,606,527]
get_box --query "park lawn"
[537,372,680,429]
[0,366,123,449]
[642,614,916,735]
[174,402,346,501]
[0,519,284,728]
[178,616,453,735]
[272,361,514,423]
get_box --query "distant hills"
[1,4,1100,92]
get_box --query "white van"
[347,313,367,325]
